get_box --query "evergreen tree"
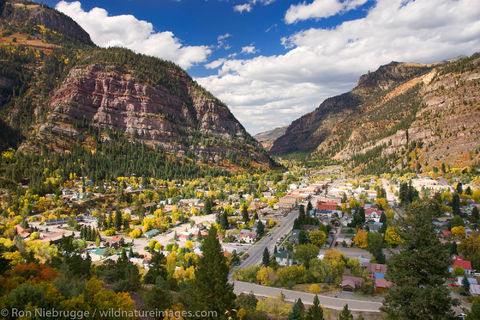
[242,205,249,223]
[114,210,123,231]
[339,304,353,320]
[129,247,134,258]
[274,245,278,255]
[463,275,471,292]
[262,248,270,266]
[307,201,313,213]
[298,230,308,245]
[299,205,306,221]
[472,206,479,222]
[381,200,458,319]
[288,298,305,320]
[204,197,213,215]
[305,295,323,320]
[144,251,167,284]
[219,212,228,230]
[466,186,472,196]
[457,182,463,195]
[194,226,235,318]
[451,193,461,216]
[256,220,265,238]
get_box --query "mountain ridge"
[0,0,275,173]
[270,55,480,173]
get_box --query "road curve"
[233,281,383,312]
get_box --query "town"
[2,159,480,319]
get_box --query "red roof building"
[316,201,338,211]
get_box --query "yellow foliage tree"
[256,266,276,286]
[129,229,142,239]
[451,226,466,239]
[385,227,403,246]
[309,230,327,248]
[354,229,368,248]
[309,283,321,294]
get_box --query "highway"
[233,281,382,312]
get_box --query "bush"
[309,283,321,294]
[104,229,116,236]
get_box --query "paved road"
[237,209,298,269]
[233,281,383,312]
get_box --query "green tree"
[367,232,385,264]
[305,295,323,320]
[381,200,458,319]
[339,304,353,320]
[242,205,249,223]
[194,226,235,318]
[263,248,270,267]
[219,212,228,230]
[468,297,480,320]
[114,210,123,231]
[257,220,265,238]
[293,244,319,269]
[463,276,471,292]
[287,298,305,320]
[144,251,167,284]
[298,230,308,245]
[309,230,326,248]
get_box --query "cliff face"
[0,1,274,170]
[271,55,480,172]
[31,61,271,168]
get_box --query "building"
[275,249,295,266]
[144,229,161,238]
[449,255,474,275]
[365,208,382,223]
[278,196,298,209]
[340,275,363,291]
[316,201,338,211]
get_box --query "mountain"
[253,126,287,151]
[271,56,480,174]
[0,0,275,178]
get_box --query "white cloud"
[55,1,211,69]
[197,0,480,134]
[234,0,276,13]
[285,0,368,24]
[217,33,231,49]
[205,58,227,69]
[234,4,252,13]
[241,45,258,54]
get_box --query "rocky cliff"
[253,126,287,151]
[0,1,274,171]
[271,56,480,173]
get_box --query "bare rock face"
[33,63,271,168]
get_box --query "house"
[340,275,363,291]
[375,277,393,294]
[178,232,192,241]
[105,236,125,249]
[335,237,353,247]
[364,262,387,275]
[238,230,256,243]
[365,208,382,223]
[316,201,338,211]
[275,249,295,266]
[15,224,31,239]
[144,229,160,238]
[449,255,474,275]
[278,196,298,209]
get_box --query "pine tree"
[114,210,123,231]
[194,226,235,318]
[457,182,463,195]
[307,201,313,213]
[299,205,306,222]
[288,298,305,320]
[381,200,458,319]
[242,205,249,223]
[220,212,228,230]
[463,275,471,292]
[305,295,323,320]
[256,220,265,238]
[262,248,270,266]
[472,206,479,222]
[339,304,353,320]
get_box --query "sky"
[38,0,480,135]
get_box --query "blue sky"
[39,0,480,134]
